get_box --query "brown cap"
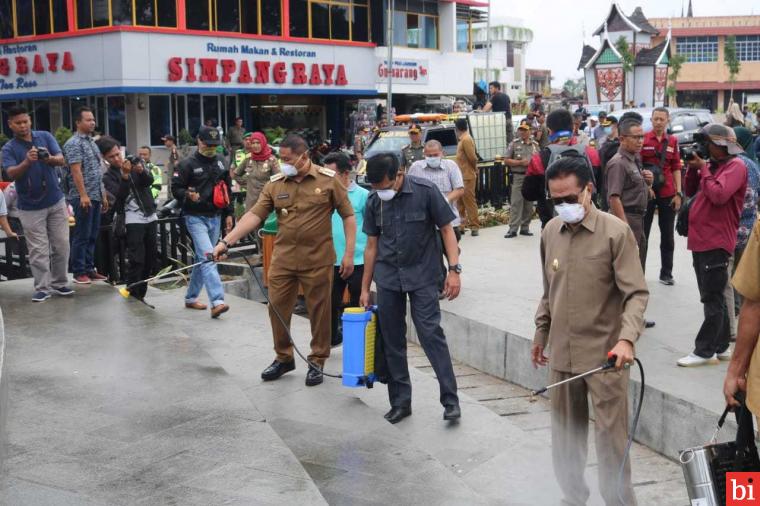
[408,125,422,134]
[698,124,743,155]
[517,120,531,131]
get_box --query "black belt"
[624,206,646,215]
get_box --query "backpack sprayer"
[529,352,646,506]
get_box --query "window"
[391,1,437,49]
[736,35,760,62]
[149,95,171,146]
[507,41,514,68]
[676,36,718,63]
[107,96,127,145]
[0,0,12,39]
[303,0,369,41]
[187,94,201,137]
[456,18,471,52]
[77,0,176,28]
[186,0,281,35]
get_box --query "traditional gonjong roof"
[593,3,659,36]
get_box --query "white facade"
[472,22,533,103]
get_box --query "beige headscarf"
[726,102,745,127]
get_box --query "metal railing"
[476,160,510,209]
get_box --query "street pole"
[386,0,394,125]
[485,0,491,97]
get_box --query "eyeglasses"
[550,190,585,206]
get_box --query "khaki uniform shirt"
[606,148,649,213]
[401,143,425,170]
[456,133,478,181]
[731,219,760,415]
[534,206,649,373]
[251,163,354,270]
[506,138,538,174]
[234,154,280,211]
[536,124,550,150]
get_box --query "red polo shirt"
[640,130,681,198]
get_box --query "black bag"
[643,141,668,194]
[111,212,126,238]
[676,193,697,237]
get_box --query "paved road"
[0,279,687,505]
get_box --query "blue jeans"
[184,215,225,307]
[71,198,102,276]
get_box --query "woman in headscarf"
[734,126,757,162]
[234,132,280,212]
[725,102,746,128]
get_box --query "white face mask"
[555,203,586,224]
[376,189,396,201]
[280,164,298,177]
[426,156,442,169]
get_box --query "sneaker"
[659,275,675,286]
[677,353,719,367]
[32,291,51,302]
[73,274,91,284]
[717,349,733,361]
[52,286,75,296]
[87,271,108,282]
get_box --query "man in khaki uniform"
[532,156,648,506]
[504,120,539,238]
[400,124,425,170]
[725,219,760,417]
[213,135,357,387]
[606,116,654,269]
[455,118,480,236]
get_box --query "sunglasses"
[550,189,586,206]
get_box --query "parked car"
[620,107,714,145]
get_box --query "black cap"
[197,126,222,146]
[161,134,175,142]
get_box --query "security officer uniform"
[363,175,459,411]
[146,162,162,200]
[505,126,539,236]
[605,148,650,269]
[400,125,425,170]
[250,163,354,370]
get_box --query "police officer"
[400,124,425,170]
[505,120,539,238]
[359,153,462,424]
[213,134,357,387]
[230,132,252,174]
[137,146,162,202]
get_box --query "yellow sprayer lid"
[344,307,367,314]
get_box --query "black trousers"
[126,221,158,299]
[376,284,458,409]
[330,264,364,342]
[643,196,675,279]
[692,249,731,358]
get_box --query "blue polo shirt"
[332,182,369,266]
[1,131,64,211]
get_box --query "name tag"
[641,146,655,152]
[276,193,290,199]
[666,146,675,153]
[193,168,204,175]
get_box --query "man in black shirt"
[482,81,514,143]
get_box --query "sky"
[490,0,757,86]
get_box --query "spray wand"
[118,256,215,300]
[529,352,621,401]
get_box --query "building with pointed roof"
[579,3,670,110]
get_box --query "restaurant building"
[0,0,482,154]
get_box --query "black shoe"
[645,320,656,329]
[504,231,517,238]
[331,335,343,347]
[471,229,479,237]
[305,366,323,386]
[261,359,295,381]
[443,404,461,421]
[385,406,412,424]
[659,275,675,286]
[519,230,534,236]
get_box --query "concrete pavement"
[0,279,687,505]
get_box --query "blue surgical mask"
[604,126,612,135]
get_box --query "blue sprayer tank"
[341,307,377,388]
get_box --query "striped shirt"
[408,158,465,226]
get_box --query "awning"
[441,0,490,7]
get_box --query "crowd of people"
[4,95,760,505]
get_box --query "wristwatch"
[676,191,684,199]
[448,264,463,274]
[218,238,230,250]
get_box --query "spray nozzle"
[603,352,618,370]
[118,287,130,298]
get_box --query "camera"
[680,138,710,162]
[36,146,50,160]
[679,144,699,162]
[125,154,142,167]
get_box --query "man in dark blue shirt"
[1,105,73,302]
[360,153,462,424]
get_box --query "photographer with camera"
[677,124,748,367]
[1,105,73,302]
[97,136,157,301]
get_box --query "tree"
[562,77,585,98]
[724,35,741,102]
[667,54,686,107]
[615,36,636,104]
